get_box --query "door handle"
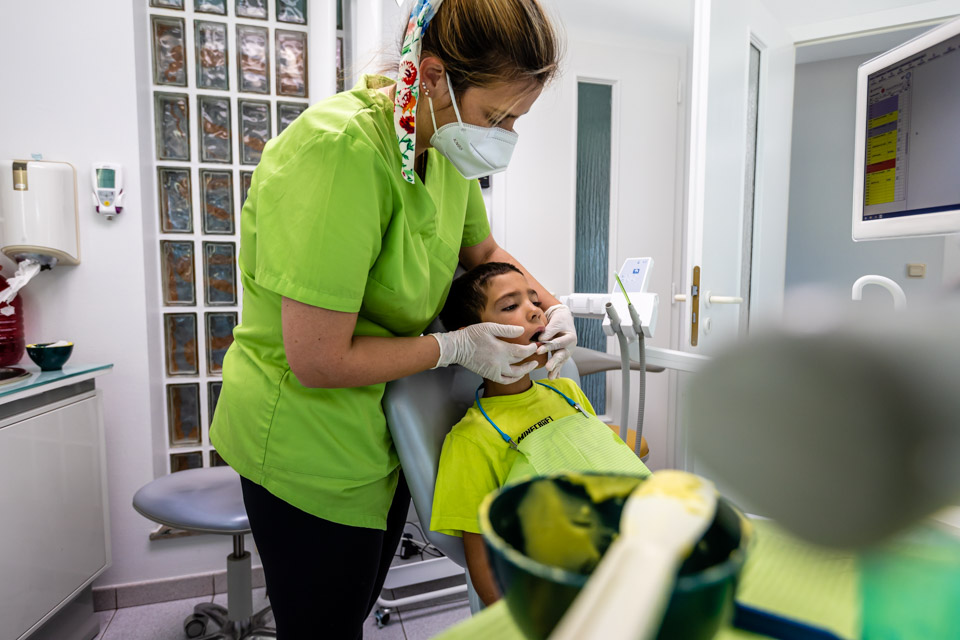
[703,292,743,307]
[674,292,742,306]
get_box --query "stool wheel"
[184,612,208,638]
[375,607,391,628]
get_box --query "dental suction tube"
[627,304,646,458]
[605,302,631,444]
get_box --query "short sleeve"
[461,179,491,248]
[253,133,391,312]
[430,431,501,536]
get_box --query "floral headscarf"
[394,0,445,184]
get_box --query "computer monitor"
[852,17,960,241]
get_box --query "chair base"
[374,584,468,627]
[184,602,276,639]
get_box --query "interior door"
[683,0,795,349]
[674,0,796,471]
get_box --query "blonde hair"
[406,0,562,94]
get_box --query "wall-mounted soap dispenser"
[0,159,81,268]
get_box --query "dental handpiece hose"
[605,302,631,443]
[627,303,646,457]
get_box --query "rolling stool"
[133,467,275,639]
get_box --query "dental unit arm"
[559,258,659,458]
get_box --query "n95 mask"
[428,74,518,180]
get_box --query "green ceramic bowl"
[479,473,751,640]
[26,342,74,371]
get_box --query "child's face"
[480,271,549,369]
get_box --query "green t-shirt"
[430,379,599,537]
[210,75,491,530]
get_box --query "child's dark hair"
[440,262,523,330]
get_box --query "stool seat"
[133,467,249,535]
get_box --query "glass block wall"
[147,0,324,473]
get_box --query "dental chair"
[377,358,581,624]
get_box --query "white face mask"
[428,74,519,180]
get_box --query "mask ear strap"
[428,93,439,133]
[444,73,466,129]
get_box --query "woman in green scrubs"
[210,0,572,636]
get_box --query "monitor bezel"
[852,16,960,242]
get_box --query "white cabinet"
[0,391,109,640]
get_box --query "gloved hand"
[432,323,539,384]
[536,304,577,380]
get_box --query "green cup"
[860,524,960,639]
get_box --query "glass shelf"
[0,363,113,400]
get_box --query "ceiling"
[547,0,693,43]
[545,0,950,44]
[763,0,938,30]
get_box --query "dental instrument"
[603,301,631,446]
[560,258,659,458]
[621,278,648,456]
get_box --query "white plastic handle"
[703,291,743,308]
[675,293,743,306]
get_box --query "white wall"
[497,27,689,470]
[0,0,243,586]
[784,53,947,307]
[351,0,404,81]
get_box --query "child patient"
[430,262,651,605]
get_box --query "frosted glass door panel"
[0,394,108,640]
[575,82,613,412]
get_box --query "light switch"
[907,263,926,278]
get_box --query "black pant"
[240,474,411,639]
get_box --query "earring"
[422,82,430,96]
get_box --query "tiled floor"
[92,587,470,639]
[93,518,469,639]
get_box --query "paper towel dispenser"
[0,159,81,267]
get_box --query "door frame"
[670,0,797,470]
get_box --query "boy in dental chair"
[430,262,651,605]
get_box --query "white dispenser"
[0,159,81,267]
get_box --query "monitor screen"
[853,18,960,241]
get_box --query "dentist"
[210,0,573,636]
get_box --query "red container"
[0,270,25,366]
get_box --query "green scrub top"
[210,75,491,530]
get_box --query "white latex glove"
[431,323,539,384]
[536,304,577,380]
